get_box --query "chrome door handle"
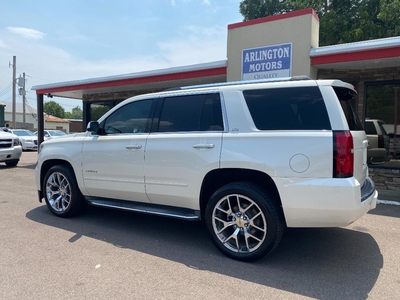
[125,144,142,149]
[193,143,215,149]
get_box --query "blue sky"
[0,0,242,111]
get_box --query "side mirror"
[87,121,99,134]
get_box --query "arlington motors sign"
[242,43,292,80]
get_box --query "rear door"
[144,92,224,210]
[333,86,368,185]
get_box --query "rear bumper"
[277,176,378,228]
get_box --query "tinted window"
[103,99,154,134]
[158,93,223,132]
[334,87,364,131]
[244,87,331,130]
[377,121,388,135]
[365,121,377,134]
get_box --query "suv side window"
[103,99,154,134]
[158,93,223,132]
[243,87,331,130]
[365,121,377,134]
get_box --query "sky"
[0,0,242,112]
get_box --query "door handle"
[125,144,142,149]
[193,143,215,149]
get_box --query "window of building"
[366,82,400,162]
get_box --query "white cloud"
[0,23,228,111]
[7,27,46,40]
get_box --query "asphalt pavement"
[0,151,399,300]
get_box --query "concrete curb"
[377,200,400,206]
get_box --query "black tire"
[43,165,85,218]
[5,160,18,167]
[205,182,284,262]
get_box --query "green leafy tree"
[239,0,400,46]
[91,105,111,121]
[44,101,65,118]
[378,0,400,36]
[64,106,83,119]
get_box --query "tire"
[43,165,85,218]
[205,182,284,262]
[5,160,18,167]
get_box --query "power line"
[0,84,12,96]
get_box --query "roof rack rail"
[163,76,312,92]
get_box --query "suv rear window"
[334,87,364,131]
[243,87,331,130]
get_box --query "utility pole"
[17,73,27,125]
[22,73,26,124]
[394,86,398,158]
[12,56,16,129]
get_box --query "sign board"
[242,43,292,80]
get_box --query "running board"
[85,197,201,221]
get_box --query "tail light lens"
[378,135,384,148]
[333,131,354,178]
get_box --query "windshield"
[49,131,67,136]
[13,130,35,137]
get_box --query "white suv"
[35,78,377,261]
[0,130,22,167]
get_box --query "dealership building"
[32,9,400,169]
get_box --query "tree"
[91,105,111,121]
[44,101,65,118]
[64,106,83,119]
[239,0,400,46]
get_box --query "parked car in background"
[0,130,22,167]
[35,130,67,141]
[0,127,11,133]
[10,129,38,151]
[365,119,391,164]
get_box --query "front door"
[82,99,155,202]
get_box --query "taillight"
[378,135,384,148]
[333,131,354,178]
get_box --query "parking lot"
[1,151,399,300]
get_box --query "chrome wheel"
[46,172,71,212]
[212,193,267,253]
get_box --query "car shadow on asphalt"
[369,203,400,218]
[18,164,37,170]
[26,205,383,300]
[0,164,36,170]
